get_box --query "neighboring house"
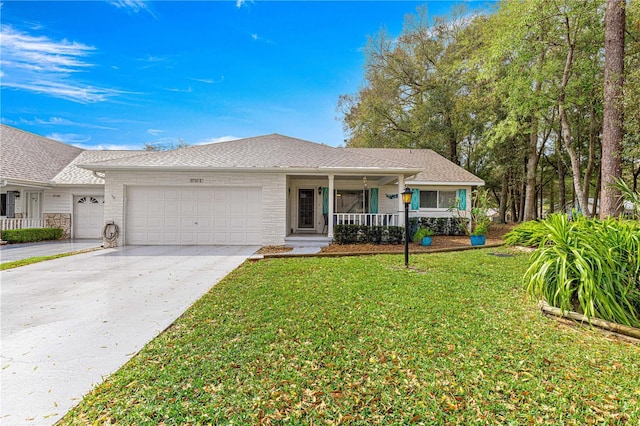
[0,125,143,238]
[1,125,484,246]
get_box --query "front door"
[298,189,314,229]
[26,192,41,219]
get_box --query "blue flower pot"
[421,236,432,246]
[470,235,486,246]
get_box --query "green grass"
[61,249,640,425]
[0,252,77,270]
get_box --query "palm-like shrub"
[503,220,548,247]
[524,214,640,327]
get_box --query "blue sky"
[1,1,493,149]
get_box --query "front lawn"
[62,249,639,425]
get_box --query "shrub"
[408,217,467,239]
[2,228,63,243]
[333,225,404,245]
[503,220,548,247]
[412,227,434,243]
[524,214,640,327]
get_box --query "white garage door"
[126,186,262,245]
[74,195,105,239]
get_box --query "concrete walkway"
[0,239,103,263]
[0,245,258,425]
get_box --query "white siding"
[104,171,287,246]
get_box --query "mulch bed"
[257,224,516,255]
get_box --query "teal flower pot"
[421,236,432,246]
[470,235,486,246]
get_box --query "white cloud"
[251,33,259,40]
[109,0,156,18]
[46,132,91,144]
[191,76,224,84]
[25,116,116,130]
[72,142,142,150]
[197,136,240,145]
[236,0,246,8]
[0,25,124,103]
[147,128,164,136]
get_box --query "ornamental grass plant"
[522,214,640,327]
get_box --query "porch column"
[398,174,405,226]
[328,174,335,239]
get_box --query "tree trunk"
[556,135,566,212]
[524,115,540,221]
[444,111,459,165]
[558,25,588,215]
[582,105,598,217]
[499,171,509,223]
[600,0,625,218]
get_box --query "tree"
[143,138,190,151]
[600,0,626,218]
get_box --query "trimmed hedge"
[408,217,468,240]
[2,228,63,243]
[333,225,404,245]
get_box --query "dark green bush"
[408,217,468,240]
[2,228,63,243]
[334,225,404,245]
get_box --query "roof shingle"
[0,124,83,183]
[346,148,484,185]
[80,134,419,172]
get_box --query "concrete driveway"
[0,239,103,263]
[0,245,258,425]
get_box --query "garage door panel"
[126,186,262,245]
[74,195,104,239]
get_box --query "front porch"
[285,213,401,247]
[286,173,410,242]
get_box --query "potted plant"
[470,223,488,246]
[451,188,492,246]
[413,227,435,246]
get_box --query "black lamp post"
[401,187,413,267]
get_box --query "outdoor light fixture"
[318,187,323,195]
[402,187,412,267]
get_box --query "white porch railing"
[334,213,399,227]
[0,218,45,230]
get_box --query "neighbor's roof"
[80,134,421,173]
[52,150,146,185]
[0,124,83,183]
[346,148,484,185]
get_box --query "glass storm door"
[298,189,314,229]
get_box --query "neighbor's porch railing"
[0,218,45,230]
[334,213,399,227]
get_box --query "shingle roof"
[0,124,83,183]
[80,134,420,172]
[52,150,146,184]
[346,148,484,185]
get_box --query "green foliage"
[503,220,549,247]
[524,214,640,327]
[2,228,63,243]
[470,223,489,236]
[408,217,467,237]
[61,250,640,424]
[614,178,640,219]
[333,225,403,245]
[412,227,434,243]
[450,188,492,236]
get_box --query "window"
[419,190,456,209]
[1,193,6,216]
[335,190,369,213]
